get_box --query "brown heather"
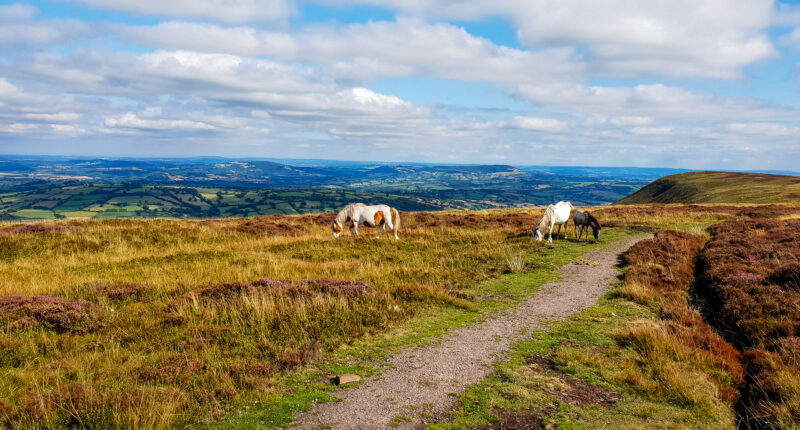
[697,219,800,428]
[615,230,745,410]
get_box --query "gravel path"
[292,237,643,430]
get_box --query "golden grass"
[0,211,551,428]
[2,204,799,428]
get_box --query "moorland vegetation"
[618,171,800,204]
[0,203,799,428]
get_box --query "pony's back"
[339,203,366,220]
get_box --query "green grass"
[617,171,800,204]
[429,296,737,430]
[10,209,55,219]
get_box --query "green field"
[0,184,442,221]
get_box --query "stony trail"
[292,236,643,430]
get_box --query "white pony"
[332,203,400,240]
[534,201,574,243]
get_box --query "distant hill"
[616,171,800,204]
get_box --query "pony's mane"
[335,203,366,225]
[588,213,600,229]
[536,205,555,231]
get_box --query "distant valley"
[0,157,679,220]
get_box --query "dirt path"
[292,237,643,430]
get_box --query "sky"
[1,0,799,170]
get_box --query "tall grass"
[0,211,547,428]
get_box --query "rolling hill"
[616,171,800,204]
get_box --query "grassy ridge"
[616,171,800,204]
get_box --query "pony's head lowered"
[534,205,554,241]
[332,203,365,238]
[590,216,601,240]
[331,219,343,238]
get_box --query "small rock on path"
[292,237,643,430]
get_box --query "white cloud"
[77,0,294,23]
[515,83,788,120]
[611,116,653,126]
[512,116,566,132]
[780,27,800,49]
[25,113,83,122]
[0,123,38,133]
[50,124,86,133]
[320,0,776,78]
[104,112,216,131]
[116,19,583,84]
[630,126,673,135]
[0,3,38,21]
[729,122,800,136]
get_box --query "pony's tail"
[391,207,400,239]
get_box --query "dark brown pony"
[573,210,601,241]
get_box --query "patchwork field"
[0,204,799,428]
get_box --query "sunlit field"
[1,204,798,428]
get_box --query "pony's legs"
[377,223,386,238]
[547,222,554,243]
[574,224,578,240]
[352,222,360,236]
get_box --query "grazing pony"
[534,201,574,243]
[331,203,400,240]
[573,210,601,241]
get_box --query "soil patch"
[486,408,550,430]
[526,354,622,408]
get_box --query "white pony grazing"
[534,201,574,243]
[332,203,400,240]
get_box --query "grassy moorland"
[1,204,799,429]
[617,171,800,204]
[0,208,640,429]
[432,204,800,430]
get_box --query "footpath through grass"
[214,229,635,429]
[0,208,631,429]
[430,205,800,429]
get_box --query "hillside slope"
[616,171,800,204]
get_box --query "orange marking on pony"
[373,211,385,226]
